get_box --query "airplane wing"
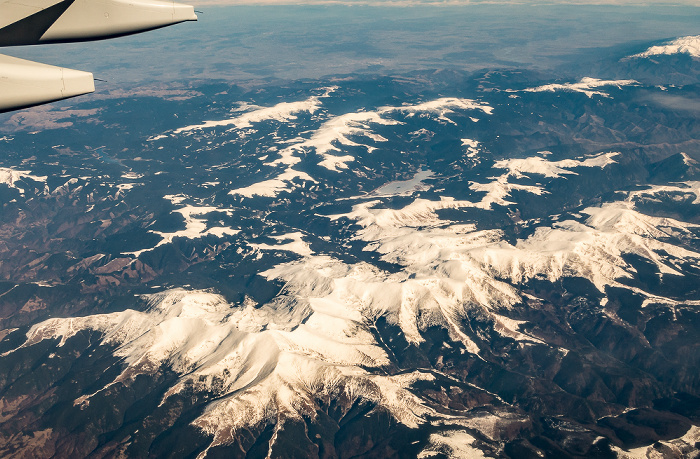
[0,0,197,113]
[0,54,95,112]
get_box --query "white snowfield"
[630,35,700,59]
[521,77,638,98]
[366,168,434,197]
[333,195,700,304]
[251,232,314,257]
[19,287,440,453]
[228,167,315,198]
[628,181,700,205]
[227,108,398,197]
[0,167,47,193]
[612,425,700,459]
[493,152,620,179]
[389,97,493,123]
[418,430,488,459]
[293,111,398,172]
[461,138,480,158]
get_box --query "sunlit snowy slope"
[630,35,700,59]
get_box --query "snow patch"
[252,232,314,257]
[128,195,239,256]
[173,87,336,134]
[521,78,637,98]
[276,110,400,172]
[271,97,491,174]
[478,202,700,291]
[329,197,475,229]
[468,176,545,209]
[121,172,143,180]
[229,168,315,198]
[461,138,480,158]
[391,97,492,124]
[418,430,487,459]
[117,183,140,192]
[0,167,47,193]
[681,152,698,167]
[366,169,434,197]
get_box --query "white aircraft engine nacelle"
[0,0,197,46]
[0,54,95,112]
[41,0,197,43]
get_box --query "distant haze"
[4,3,700,87]
[194,0,700,6]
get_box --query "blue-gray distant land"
[1,4,700,458]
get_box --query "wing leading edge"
[0,0,197,113]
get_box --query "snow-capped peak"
[15,285,447,452]
[630,35,700,59]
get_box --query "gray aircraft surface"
[0,0,197,112]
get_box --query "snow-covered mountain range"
[1,32,700,458]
